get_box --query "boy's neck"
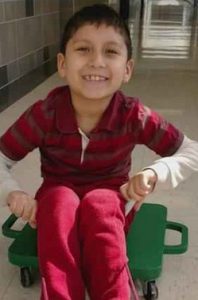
[71,92,112,117]
[70,91,113,134]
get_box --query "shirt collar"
[55,86,124,134]
[92,92,123,133]
[55,86,78,134]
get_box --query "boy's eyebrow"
[72,39,123,48]
[72,39,91,45]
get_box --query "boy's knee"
[38,185,80,209]
[41,185,77,198]
[81,189,122,219]
[37,186,80,227]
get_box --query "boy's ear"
[123,59,134,83]
[57,53,66,78]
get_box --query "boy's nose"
[89,51,106,68]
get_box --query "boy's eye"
[106,49,119,55]
[76,47,90,52]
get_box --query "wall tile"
[0,45,2,66]
[0,65,8,88]
[4,1,16,21]
[0,0,61,90]
[34,0,59,15]
[15,0,26,19]
[18,52,37,76]
[7,60,19,82]
[25,0,34,17]
[42,0,59,14]
[17,16,43,57]
[0,22,17,65]
[43,46,50,61]
[49,43,59,58]
[43,13,60,46]
[3,1,25,21]
[34,0,42,15]
[35,48,44,67]
[75,0,107,10]
[0,3,5,22]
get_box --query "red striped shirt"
[0,86,183,188]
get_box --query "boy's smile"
[81,75,108,82]
[57,24,133,105]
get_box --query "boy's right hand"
[7,191,37,228]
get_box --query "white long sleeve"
[0,152,22,206]
[147,135,198,190]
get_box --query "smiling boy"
[57,20,133,136]
[0,4,198,300]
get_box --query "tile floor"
[0,1,198,299]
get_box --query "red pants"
[36,182,139,300]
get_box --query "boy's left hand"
[120,169,157,203]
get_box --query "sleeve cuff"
[143,162,171,191]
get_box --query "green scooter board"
[127,203,188,299]
[2,203,188,299]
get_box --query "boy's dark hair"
[60,4,132,60]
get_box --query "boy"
[0,4,198,300]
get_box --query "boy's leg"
[36,185,85,300]
[79,189,138,300]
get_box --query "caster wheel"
[143,281,159,300]
[20,267,33,287]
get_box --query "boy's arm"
[0,151,37,228]
[146,135,198,190]
[0,100,48,226]
[121,135,198,203]
[0,151,22,205]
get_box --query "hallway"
[0,1,198,299]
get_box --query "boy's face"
[57,24,133,103]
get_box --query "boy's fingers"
[29,205,37,225]
[7,198,20,211]
[21,201,32,221]
[120,182,144,202]
[7,195,25,216]
[29,203,37,228]
[120,171,156,204]
[128,179,147,200]
[132,175,153,198]
[141,175,153,192]
[133,181,148,197]
[133,201,143,212]
[120,183,130,200]
[120,183,139,201]
[13,202,25,217]
[7,200,16,212]
[21,201,37,224]
[134,174,149,192]
[128,190,144,202]
[29,220,37,229]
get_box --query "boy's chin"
[81,91,113,101]
[70,85,117,101]
[82,85,118,100]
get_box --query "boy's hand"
[7,191,37,228]
[120,169,157,203]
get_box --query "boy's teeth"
[84,75,106,81]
